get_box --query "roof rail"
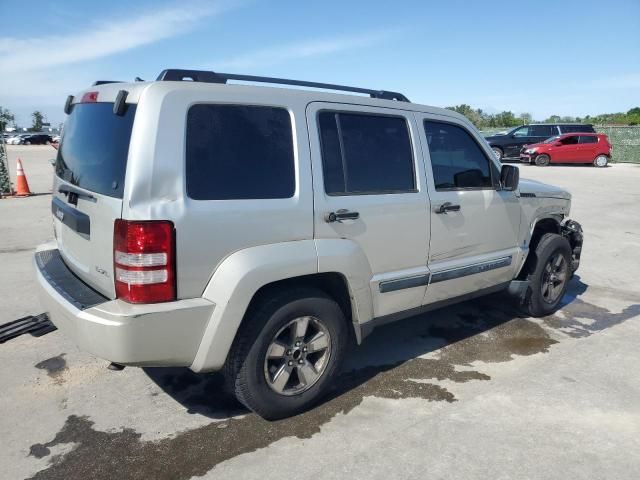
[155,69,410,102]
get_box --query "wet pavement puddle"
[27,282,640,480]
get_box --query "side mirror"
[500,165,519,191]
[553,141,562,146]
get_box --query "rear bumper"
[34,247,214,367]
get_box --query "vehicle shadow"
[144,276,589,419]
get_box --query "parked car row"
[3,133,55,145]
[484,123,611,166]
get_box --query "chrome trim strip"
[430,256,512,284]
[379,274,430,293]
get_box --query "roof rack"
[93,80,123,86]
[155,69,410,102]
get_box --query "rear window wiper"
[58,184,96,202]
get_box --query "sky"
[1,0,639,127]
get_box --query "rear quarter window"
[186,104,295,200]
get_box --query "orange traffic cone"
[14,158,32,197]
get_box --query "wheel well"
[517,218,561,279]
[243,272,354,335]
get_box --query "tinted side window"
[560,136,579,145]
[424,121,493,190]
[579,135,598,144]
[186,105,295,200]
[318,112,415,195]
[530,125,555,137]
[561,125,595,134]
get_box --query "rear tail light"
[114,220,176,303]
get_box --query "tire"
[534,154,550,166]
[492,147,504,161]
[24,141,31,145]
[593,155,608,167]
[523,233,572,317]
[224,287,349,420]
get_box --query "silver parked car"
[35,69,583,419]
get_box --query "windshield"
[55,103,136,198]
[544,136,560,144]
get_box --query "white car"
[6,135,25,145]
[35,69,583,419]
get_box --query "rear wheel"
[534,154,550,166]
[593,155,608,167]
[523,233,571,317]
[224,287,349,419]
[492,147,504,161]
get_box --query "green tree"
[494,111,519,127]
[519,112,532,125]
[0,106,15,131]
[31,110,44,132]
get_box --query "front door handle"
[434,202,461,214]
[325,209,360,223]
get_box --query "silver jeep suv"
[35,69,583,419]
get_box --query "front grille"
[36,249,108,310]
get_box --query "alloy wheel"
[541,252,568,303]
[595,155,608,167]
[263,316,331,396]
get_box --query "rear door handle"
[325,209,360,223]
[434,202,461,214]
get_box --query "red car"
[520,133,612,167]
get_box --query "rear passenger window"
[579,136,598,144]
[424,121,494,190]
[186,104,295,200]
[318,112,415,195]
[530,125,555,137]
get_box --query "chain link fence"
[595,126,640,163]
[0,138,13,196]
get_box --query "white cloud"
[0,1,234,73]
[213,30,397,70]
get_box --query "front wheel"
[24,141,31,145]
[224,287,349,419]
[492,147,504,161]
[534,154,550,166]
[523,233,572,317]
[593,155,608,167]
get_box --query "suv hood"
[519,178,571,200]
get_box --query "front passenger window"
[424,121,494,190]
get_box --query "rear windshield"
[55,103,136,198]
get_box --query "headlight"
[526,148,537,154]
